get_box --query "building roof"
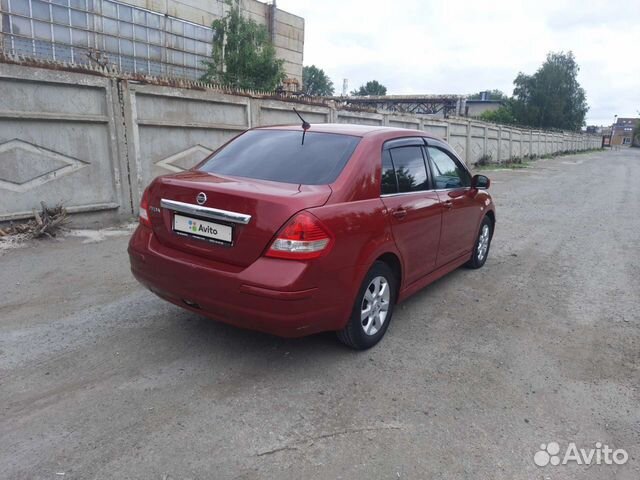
[615,117,638,125]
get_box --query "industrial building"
[465,99,504,118]
[0,0,304,83]
[339,95,467,118]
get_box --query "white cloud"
[278,0,640,125]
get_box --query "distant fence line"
[0,58,602,223]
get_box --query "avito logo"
[534,441,628,467]
[197,224,218,235]
[187,219,218,236]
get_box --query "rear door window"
[381,150,398,194]
[388,146,429,192]
[199,130,360,185]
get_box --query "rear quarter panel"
[302,198,400,329]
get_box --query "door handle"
[443,200,453,209]
[392,208,407,219]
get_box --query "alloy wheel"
[477,224,490,262]
[361,276,390,336]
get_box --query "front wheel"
[337,261,396,350]
[466,216,493,269]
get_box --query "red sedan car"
[128,124,495,349]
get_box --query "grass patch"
[472,148,604,171]
[474,155,531,170]
[474,161,531,171]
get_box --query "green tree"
[351,80,387,96]
[479,103,517,124]
[510,51,588,131]
[633,120,640,147]
[302,65,334,96]
[468,89,508,101]
[201,0,284,90]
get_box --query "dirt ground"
[1,149,639,480]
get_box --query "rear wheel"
[337,261,396,350]
[466,216,493,269]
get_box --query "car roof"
[256,123,438,139]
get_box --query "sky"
[277,0,640,126]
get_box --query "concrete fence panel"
[531,131,538,156]
[544,134,552,154]
[0,63,127,222]
[255,99,330,126]
[123,83,253,207]
[486,127,499,161]
[500,129,508,161]
[522,132,531,157]
[422,122,448,140]
[336,111,384,126]
[447,122,468,160]
[511,130,522,159]
[387,114,421,130]
[468,124,486,164]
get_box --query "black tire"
[337,261,396,350]
[465,216,493,269]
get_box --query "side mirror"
[471,174,490,189]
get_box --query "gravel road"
[1,149,638,479]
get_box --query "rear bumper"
[128,225,354,337]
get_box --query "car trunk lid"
[148,171,332,267]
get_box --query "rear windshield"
[198,130,360,185]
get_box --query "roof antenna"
[293,108,310,145]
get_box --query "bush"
[474,154,493,167]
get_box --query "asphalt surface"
[1,149,639,480]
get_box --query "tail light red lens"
[139,187,151,227]
[266,211,332,260]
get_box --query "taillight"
[139,187,151,227]
[266,212,332,260]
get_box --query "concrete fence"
[0,60,602,223]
